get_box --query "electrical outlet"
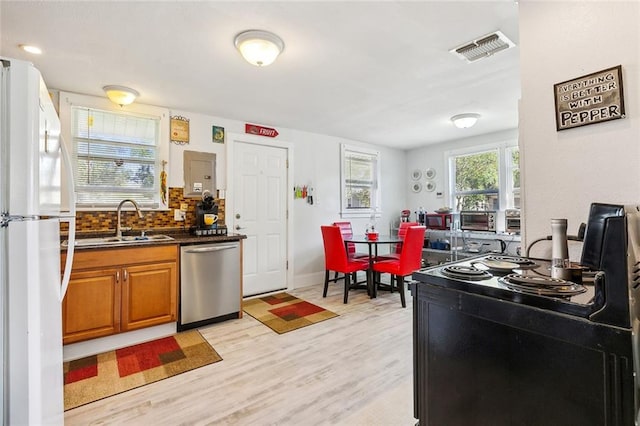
[174,209,185,221]
[180,203,189,212]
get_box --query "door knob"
[235,225,244,230]
[235,213,241,219]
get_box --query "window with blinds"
[341,144,381,218]
[71,107,160,208]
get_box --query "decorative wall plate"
[411,169,422,181]
[425,181,436,192]
[425,168,436,180]
[412,182,422,193]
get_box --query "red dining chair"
[378,221,420,261]
[333,221,369,259]
[372,226,426,307]
[321,225,370,304]
[332,221,369,284]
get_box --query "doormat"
[63,330,222,410]
[242,292,338,334]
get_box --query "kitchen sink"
[62,234,175,247]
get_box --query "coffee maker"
[192,190,227,236]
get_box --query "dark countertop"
[61,228,246,251]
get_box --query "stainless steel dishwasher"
[178,242,241,331]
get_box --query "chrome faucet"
[116,199,144,238]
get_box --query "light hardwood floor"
[64,282,416,425]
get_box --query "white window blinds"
[71,107,160,208]
[341,144,381,218]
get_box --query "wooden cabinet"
[61,245,178,344]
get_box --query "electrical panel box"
[183,150,216,198]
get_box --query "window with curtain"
[340,144,381,218]
[71,107,160,208]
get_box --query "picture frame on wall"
[553,65,625,131]
[212,125,225,143]
[170,116,190,144]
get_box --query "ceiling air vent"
[450,30,515,63]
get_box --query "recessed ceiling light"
[19,44,42,55]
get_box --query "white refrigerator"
[0,57,76,424]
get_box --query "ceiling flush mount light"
[103,85,139,106]
[451,113,481,129]
[234,30,284,67]
[450,30,515,63]
[19,44,42,55]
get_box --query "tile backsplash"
[61,187,225,233]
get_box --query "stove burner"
[498,273,587,297]
[441,265,492,281]
[485,255,538,269]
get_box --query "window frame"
[340,144,382,219]
[445,139,519,213]
[59,91,170,211]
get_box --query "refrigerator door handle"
[59,138,76,301]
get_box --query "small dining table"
[344,234,404,298]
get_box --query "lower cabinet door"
[120,261,178,331]
[62,268,121,344]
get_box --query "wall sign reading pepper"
[554,65,625,131]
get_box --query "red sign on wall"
[245,123,279,138]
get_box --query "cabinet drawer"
[62,244,178,270]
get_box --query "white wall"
[166,110,406,287]
[519,1,640,249]
[167,110,230,191]
[405,128,518,216]
[289,130,406,285]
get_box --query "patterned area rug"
[63,330,222,410]
[243,292,338,334]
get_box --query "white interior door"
[233,141,288,296]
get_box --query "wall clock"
[411,169,422,181]
[412,182,422,193]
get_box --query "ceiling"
[0,1,520,150]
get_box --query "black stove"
[417,254,595,317]
[411,203,639,426]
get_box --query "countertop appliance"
[504,208,520,234]
[192,190,227,236]
[424,213,452,230]
[459,210,497,232]
[0,57,76,424]
[411,202,639,425]
[178,242,241,330]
